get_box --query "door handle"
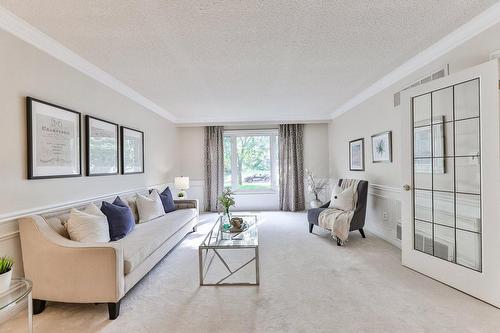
[403,184,411,192]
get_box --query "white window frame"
[224,129,279,194]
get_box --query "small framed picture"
[371,131,392,163]
[85,116,119,176]
[349,138,364,171]
[121,126,144,174]
[27,97,81,179]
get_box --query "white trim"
[175,115,331,126]
[0,231,19,241]
[366,228,401,249]
[330,2,500,119]
[0,6,176,122]
[0,182,172,224]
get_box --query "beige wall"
[0,29,178,216]
[329,22,500,245]
[176,123,330,210]
[0,29,178,276]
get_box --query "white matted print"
[121,126,144,174]
[86,116,119,176]
[371,131,392,163]
[349,138,364,171]
[27,97,81,179]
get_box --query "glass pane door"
[412,78,481,271]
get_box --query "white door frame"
[401,59,500,307]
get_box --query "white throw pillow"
[136,190,165,223]
[328,185,355,211]
[66,204,110,243]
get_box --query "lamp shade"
[174,176,190,190]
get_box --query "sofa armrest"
[18,215,124,303]
[174,199,198,211]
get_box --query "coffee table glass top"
[201,215,258,248]
[0,278,32,311]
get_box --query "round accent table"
[0,278,33,333]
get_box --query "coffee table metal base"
[199,246,259,286]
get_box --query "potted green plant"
[218,188,235,229]
[0,256,14,293]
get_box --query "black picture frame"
[120,126,144,175]
[27,97,82,179]
[349,138,365,171]
[371,131,393,163]
[85,115,119,176]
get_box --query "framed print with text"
[86,115,119,176]
[121,126,144,174]
[349,138,364,171]
[27,97,81,179]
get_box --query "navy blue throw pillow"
[101,197,135,241]
[150,187,176,213]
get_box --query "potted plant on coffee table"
[218,187,236,231]
[0,256,14,293]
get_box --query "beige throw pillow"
[126,198,140,224]
[328,185,355,211]
[66,204,110,243]
[136,190,165,223]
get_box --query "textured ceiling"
[1,0,498,123]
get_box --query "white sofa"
[18,193,198,320]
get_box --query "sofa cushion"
[66,204,110,243]
[101,197,135,241]
[119,208,197,274]
[136,191,165,223]
[125,198,140,224]
[156,187,176,213]
[45,216,70,239]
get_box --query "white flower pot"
[310,199,322,208]
[0,269,12,294]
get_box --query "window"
[224,130,278,192]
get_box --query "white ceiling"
[0,0,498,124]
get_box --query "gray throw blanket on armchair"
[318,179,360,244]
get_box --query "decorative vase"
[310,199,322,208]
[0,269,12,293]
[222,209,231,230]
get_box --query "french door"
[401,59,500,307]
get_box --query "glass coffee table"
[199,214,259,286]
[0,278,33,333]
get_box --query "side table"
[0,278,33,333]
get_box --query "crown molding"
[0,6,177,122]
[174,114,331,126]
[330,2,500,119]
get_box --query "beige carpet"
[2,212,500,333]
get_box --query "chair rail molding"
[0,182,173,225]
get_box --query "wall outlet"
[383,211,389,221]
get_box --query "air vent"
[393,65,449,107]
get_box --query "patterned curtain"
[204,126,224,212]
[279,124,305,211]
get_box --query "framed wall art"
[121,126,144,174]
[371,131,393,163]
[85,115,119,176]
[27,97,81,179]
[349,138,364,171]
